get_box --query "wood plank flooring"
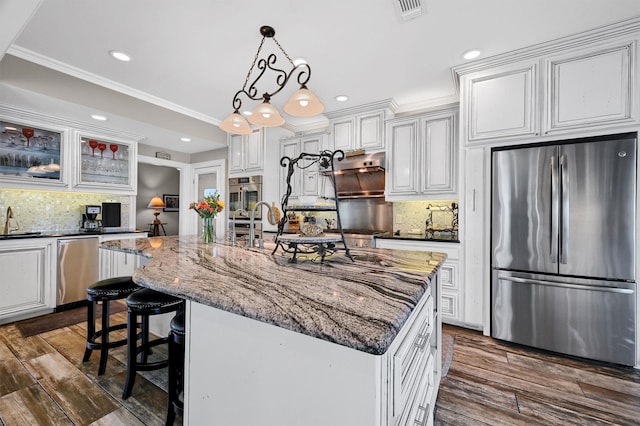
[436,324,640,425]
[1,308,639,425]
[0,302,177,425]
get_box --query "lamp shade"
[284,87,325,117]
[147,196,165,209]
[248,100,285,127]
[219,111,253,135]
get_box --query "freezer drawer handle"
[499,276,634,294]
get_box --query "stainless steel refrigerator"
[491,134,637,365]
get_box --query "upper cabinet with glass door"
[73,132,138,194]
[0,118,68,189]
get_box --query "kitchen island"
[102,236,445,426]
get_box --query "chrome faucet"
[249,201,274,248]
[3,206,14,235]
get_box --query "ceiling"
[2,0,640,154]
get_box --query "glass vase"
[202,217,215,244]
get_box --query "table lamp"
[147,195,166,236]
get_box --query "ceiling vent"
[393,0,424,21]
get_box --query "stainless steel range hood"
[322,152,385,198]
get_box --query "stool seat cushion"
[170,311,185,335]
[126,288,182,310]
[87,276,139,297]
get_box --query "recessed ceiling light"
[335,95,349,102]
[91,114,107,121]
[4,126,17,131]
[463,49,481,60]
[109,50,131,62]
[181,137,191,142]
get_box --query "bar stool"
[166,310,185,425]
[122,288,184,400]
[83,276,140,375]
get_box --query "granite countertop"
[101,236,446,355]
[0,228,147,240]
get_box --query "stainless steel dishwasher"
[57,237,99,309]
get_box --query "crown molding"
[0,103,147,142]
[452,15,640,78]
[7,45,220,126]
[324,98,399,119]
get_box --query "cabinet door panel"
[467,65,537,142]
[421,116,454,193]
[228,135,244,173]
[387,120,418,195]
[332,118,355,152]
[244,131,263,172]
[0,245,50,322]
[358,112,384,150]
[280,140,301,198]
[547,43,633,132]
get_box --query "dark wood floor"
[1,308,639,425]
[0,302,178,425]
[436,324,640,425]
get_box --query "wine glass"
[22,128,34,148]
[88,140,98,157]
[109,143,119,159]
[98,143,107,158]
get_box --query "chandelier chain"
[272,36,295,67]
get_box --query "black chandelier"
[219,25,325,135]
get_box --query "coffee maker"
[82,205,102,230]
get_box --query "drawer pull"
[415,403,430,426]
[414,334,428,351]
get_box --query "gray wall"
[137,162,180,235]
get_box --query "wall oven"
[228,176,262,219]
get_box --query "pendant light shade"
[219,111,253,135]
[284,87,325,117]
[248,100,285,127]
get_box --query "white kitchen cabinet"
[73,130,138,194]
[185,272,441,425]
[375,238,463,326]
[329,109,387,152]
[461,61,539,144]
[98,233,143,279]
[228,130,264,175]
[386,108,457,201]
[0,110,70,191]
[0,238,56,324]
[461,147,490,330]
[544,41,635,134]
[279,132,330,200]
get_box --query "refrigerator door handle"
[498,275,634,294]
[559,154,568,264]
[550,155,558,262]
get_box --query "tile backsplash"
[393,200,458,234]
[0,189,130,232]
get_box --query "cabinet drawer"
[409,352,436,426]
[392,294,433,421]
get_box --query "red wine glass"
[109,143,119,159]
[22,128,34,147]
[98,143,107,158]
[88,140,98,157]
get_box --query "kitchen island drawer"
[391,293,434,422]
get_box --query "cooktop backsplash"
[393,200,458,235]
[0,189,130,233]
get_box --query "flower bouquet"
[189,194,224,243]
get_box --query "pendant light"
[219,25,324,135]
